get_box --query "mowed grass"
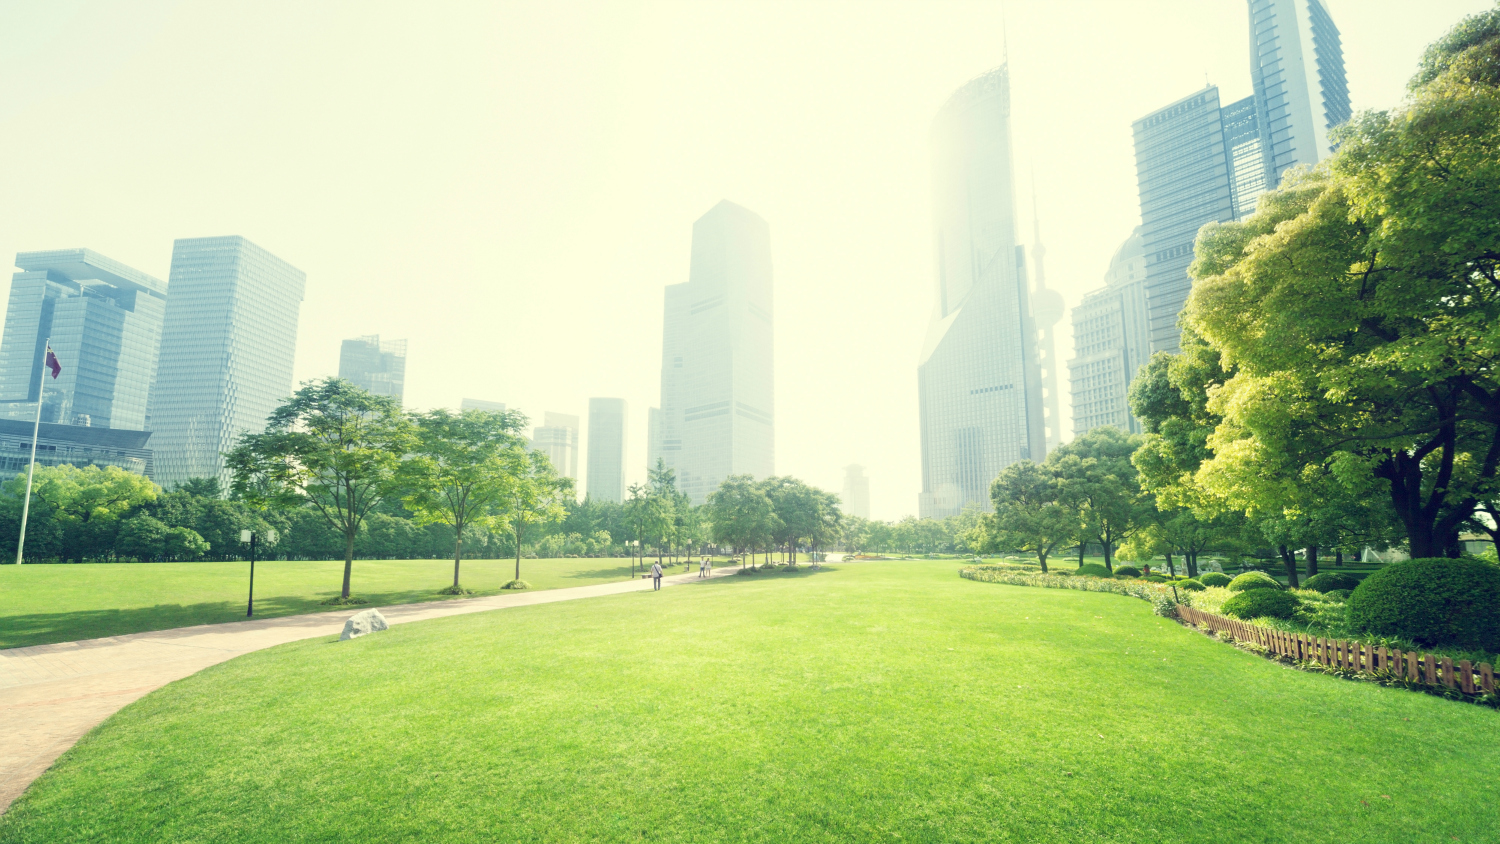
[3,563,1498,843]
[0,557,657,649]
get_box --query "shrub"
[1302,572,1360,593]
[1074,564,1114,578]
[1228,571,1281,593]
[502,580,531,590]
[1222,589,1300,621]
[1179,579,1206,592]
[1347,558,1500,651]
[1323,589,1352,601]
[1114,565,1142,578]
[1144,574,1168,583]
[1199,572,1233,588]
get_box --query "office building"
[149,236,305,490]
[460,398,506,413]
[1068,228,1152,435]
[532,411,579,482]
[338,335,407,406]
[585,397,627,503]
[1134,0,1348,353]
[1028,207,1065,452]
[0,419,152,476]
[651,201,774,504]
[1,249,166,432]
[841,464,870,520]
[917,65,1047,519]
[646,406,662,474]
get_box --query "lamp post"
[241,529,257,617]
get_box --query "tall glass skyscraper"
[1,249,166,431]
[149,236,305,489]
[586,397,628,503]
[338,334,407,406]
[532,411,579,484]
[1135,0,1348,354]
[1067,228,1152,436]
[917,65,1047,519]
[652,201,774,504]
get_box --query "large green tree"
[706,474,777,569]
[402,408,529,591]
[1049,426,1145,572]
[227,378,415,600]
[499,450,574,585]
[980,460,1076,573]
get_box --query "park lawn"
[2,563,1497,843]
[0,557,642,649]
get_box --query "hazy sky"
[0,0,1487,519]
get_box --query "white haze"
[0,0,1486,519]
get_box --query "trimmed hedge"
[1322,589,1352,601]
[1347,557,1500,651]
[1301,572,1360,593]
[1114,566,1142,578]
[1179,579,1206,592]
[1228,571,1281,593]
[1074,564,1114,579]
[1222,589,1300,620]
[1199,572,1233,588]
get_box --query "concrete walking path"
[0,562,738,813]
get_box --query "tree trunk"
[1305,545,1319,578]
[1278,545,1300,589]
[1078,543,1085,567]
[453,533,464,589]
[342,531,355,598]
[1102,539,1113,572]
[1334,548,1343,567]
[1164,552,1175,577]
[514,523,523,582]
[1186,551,1198,579]
[1037,551,1048,574]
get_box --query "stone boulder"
[339,609,389,641]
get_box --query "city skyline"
[0,1,1474,518]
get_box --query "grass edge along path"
[2,562,1497,843]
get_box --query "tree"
[706,474,777,569]
[15,465,158,562]
[981,460,1076,573]
[227,378,415,600]
[1050,426,1144,572]
[402,408,529,591]
[1180,12,1500,558]
[499,449,574,585]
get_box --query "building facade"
[841,464,870,521]
[651,201,774,504]
[459,398,506,413]
[532,411,579,483]
[148,236,305,490]
[1068,228,1152,435]
[338,335,407,406]
[1134,0,1348,354]
[0,419,152,476]
[917,65,1048,519]
[585,397,627,503]
[1,249,166,432]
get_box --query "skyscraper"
[1068,228,1152,435]
[338,335,407,406]
[917,65,1047,519]
[1,249,166,431]
[460,398,506,413]
[646,406,662,474]
[651,200,774,504]
[1028,204,1065,452]
[149,236,305,489]
[841,464,870,520]
[586,397,628,503]
[532,411,579,483]
[1134,0,1348,354]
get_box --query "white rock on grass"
[339,609,389,641]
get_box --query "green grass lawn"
[0,557,661,649]
[3,562,1496,843]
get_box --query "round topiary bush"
[1074,564,1114,578]
[1113,565,1142,578]
[1301,572,1360,593]
[1199,572,1233,588]
[1322,589,1352,601]
[1347,558,1500,651]
[1144,574,1168,583]
[1178,579,1206,591]
[1221,589,1300,620]
[1228,571,1281,592]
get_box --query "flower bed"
[959,565,1181,619]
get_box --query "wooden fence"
[1176,604,1496,696]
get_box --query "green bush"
[1199,572,1233,588]
[1179,579,1206,592]
[1114,565,1142,578]
[1347,557,1500,651]
[1074,564,1114,578]
[1222,589,1300,620]
[1144,574,1169,583]
[1322,589,1352,601]
[1302,572,1360,593]
[1228,571,1281,593]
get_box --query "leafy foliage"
[1301,572,1360,593]
[1221,589,1301,621]
[1348,557,1500,651]
[1228,571,1281,593]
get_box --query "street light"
[240,528,277,617]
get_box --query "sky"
[0,0,1488,520]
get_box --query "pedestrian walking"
[698,556,706,578]
[651,560,663,591]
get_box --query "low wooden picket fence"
[1177,604,1496,696]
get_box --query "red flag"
[45,347,60,379]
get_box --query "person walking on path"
[651,560,663,591]
[698,556,706,579]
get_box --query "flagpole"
[15,339,48,566]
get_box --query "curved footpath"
[0,563,741,813]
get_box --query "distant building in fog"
[841,464,870,520]
[338,335,406,406]
[460,398,506,413]
[533,411,579,483]
[586,398,627,503]
[1068,227,1151,435]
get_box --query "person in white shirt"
[651,560,663,590]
